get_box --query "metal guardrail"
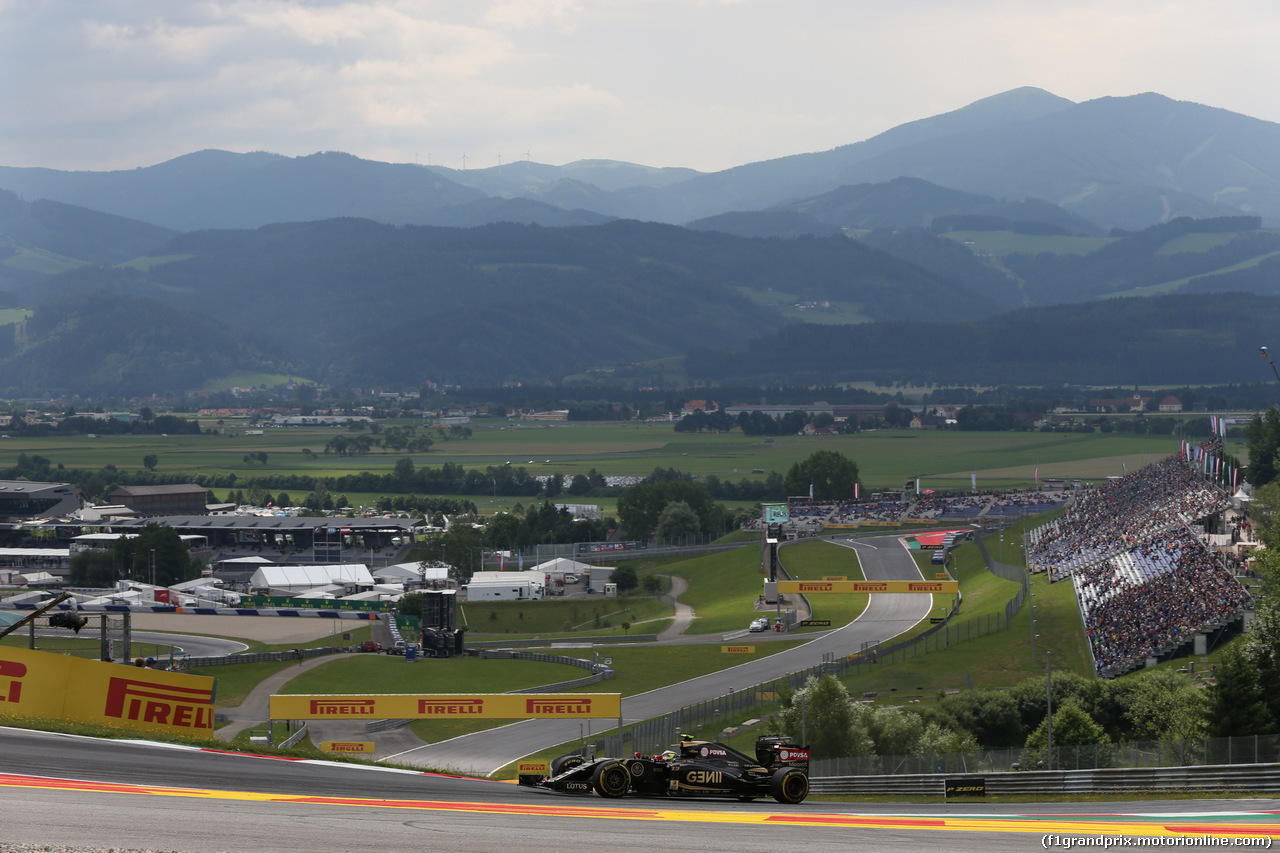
[277,722,309,749]
[810,763,1280,796]
[184,646,339,668]
[465,635,657,649]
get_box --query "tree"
[642,574,664,595]
[112,523,198,587]
[655,500,701,543]
[1241,547,1280,723]
[1024,703,1110,749]
[611,566,638,595]
[617,479,723,540]
[1244,408,1280,489]
[783,450,861,501]
[142,454,158,471]
[1123,671,1208,762]
[397,591,423,619]
[1206,645,1275,737]
[68,549,117,587]
[1247,481,1280,548]
[772,675,869,760]
[1023,702,1112,768]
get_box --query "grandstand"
[1025,442,1250,677]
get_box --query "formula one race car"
[517,735,810,804]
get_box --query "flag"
[854,483,860,500]
[1035,466,1039,486]
[809,483,814,500]
[1122,462,1126,474]
[499,554,504,571]
[971,473,977,490]
[518,553,524,570]
[915,479,920,495]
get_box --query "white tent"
[248,564,374,593]
[375,562,449,583]
[532,557,598,575]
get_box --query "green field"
[941,231,1116,257]
[460,595,673,637]
[4,418,1212,501]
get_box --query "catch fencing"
[810,733,1280,778]
[810,761,1280,795]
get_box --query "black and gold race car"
[517,735,810,804]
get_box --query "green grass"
[199,372,314,392]
[190,660,302,707]
[278,655,583,696]
[117,254,196,270]
[832,548,1090,702]
[459,595,672,637]
[1111,249,1280,298]
[402,640,807,743]
[2,246,85,274]
[0,415,1201,499]
[941,230,1116,257]
[778,539,869,628]
[667,547,775,635]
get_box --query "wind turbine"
[460,151,469,170]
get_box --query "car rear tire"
[550,754,585,776]
[592,760,631,798]
[769,767,808,804]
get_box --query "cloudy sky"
[3,0,1279,174]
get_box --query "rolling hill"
[4,88,1280,235]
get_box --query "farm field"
[2,418,1223,502]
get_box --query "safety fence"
[810,760,1280,795]
[810,733,1280,778]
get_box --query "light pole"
[1045,650,1053,771]
[1262,346,1280,385]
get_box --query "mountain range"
[2,87,1280,396]
[5,87,1280,233]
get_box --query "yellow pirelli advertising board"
[776,579,958,594]
[0,646,215,739]
[721,645,755,654]
[270,692,622,720]
[322,741,376,754]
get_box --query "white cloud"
[2,0,1280,171]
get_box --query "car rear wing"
[755,736,810,774]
